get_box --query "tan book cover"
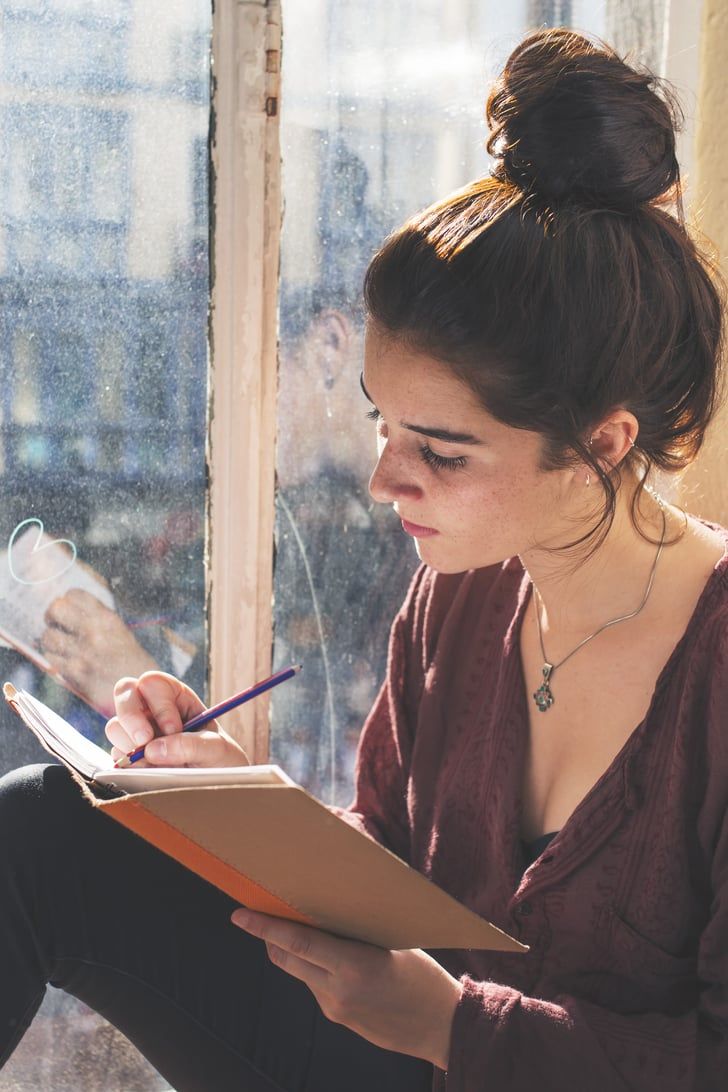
[4,683,526,955]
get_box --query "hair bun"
[486,29,681,210]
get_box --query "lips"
[400,518,439,538]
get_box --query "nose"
[368,439,424,506]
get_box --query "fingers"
[109,743,150,768]
[38,625,74,658]
[144,729,233,767]
[105,672,202,750]
[263,942,331,996]
[136,672,206,735]
[231,909,362,973]
[231,910,333,992]
[44,589,110,634]
[105,677,154,752]
[105,672,208,756]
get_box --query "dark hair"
[363,28,724,552]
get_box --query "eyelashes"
[418,445,467,471]
[365,408,467,472]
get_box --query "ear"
[588,409,638,471]
[318,309,352,352]
[311,310,353,385]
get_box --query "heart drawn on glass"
[7,518,78,586]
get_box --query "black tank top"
[521,831,558,873]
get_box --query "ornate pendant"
[533,663,554,712]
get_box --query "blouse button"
[518,900,533,916]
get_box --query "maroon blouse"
[344,532,728,1090]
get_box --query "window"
[4,105,128,274]
[0,1,211,1087]
[1,1,131,91]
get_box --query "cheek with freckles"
[423,472,549,571]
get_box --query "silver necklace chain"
[532,504,667,713]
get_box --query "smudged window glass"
[0,2,210,1088]
[0,0,210,758]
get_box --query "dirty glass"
[0,0,209,753]
[271,0,670,807]
[0,0,210,1088]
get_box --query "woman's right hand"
[105,671,251,768]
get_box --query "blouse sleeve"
[445,804,728,1090]
[336,565,434,863]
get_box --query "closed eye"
[366,408,466,471]
[419,444,467,471]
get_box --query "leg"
[0,765,433,1092]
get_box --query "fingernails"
[117,689,134,704]
[133,729,151,747]
[232,909,250,928]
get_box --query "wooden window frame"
[208,0,282,762]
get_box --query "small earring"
[585,472,591,488]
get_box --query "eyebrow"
[359,373,485,446]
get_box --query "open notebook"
[4,683,526,955]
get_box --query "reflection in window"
[4,105,129,275]
[11,331,41,424]
[0,2,211,1087]
[529,1,573,25]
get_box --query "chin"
[413,539,505,575]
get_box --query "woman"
[2,29,727,1091]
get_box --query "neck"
[520,489,673,642]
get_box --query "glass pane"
[0,0,211,1087]
[272,0,669,807]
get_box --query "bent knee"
[0,763,82,839]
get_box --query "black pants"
[0,764,434,1091]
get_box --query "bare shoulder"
[683,516,726,587]
[683,512,727,557]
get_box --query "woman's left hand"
[231,908,462,1070]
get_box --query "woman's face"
[363,327,573,573]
